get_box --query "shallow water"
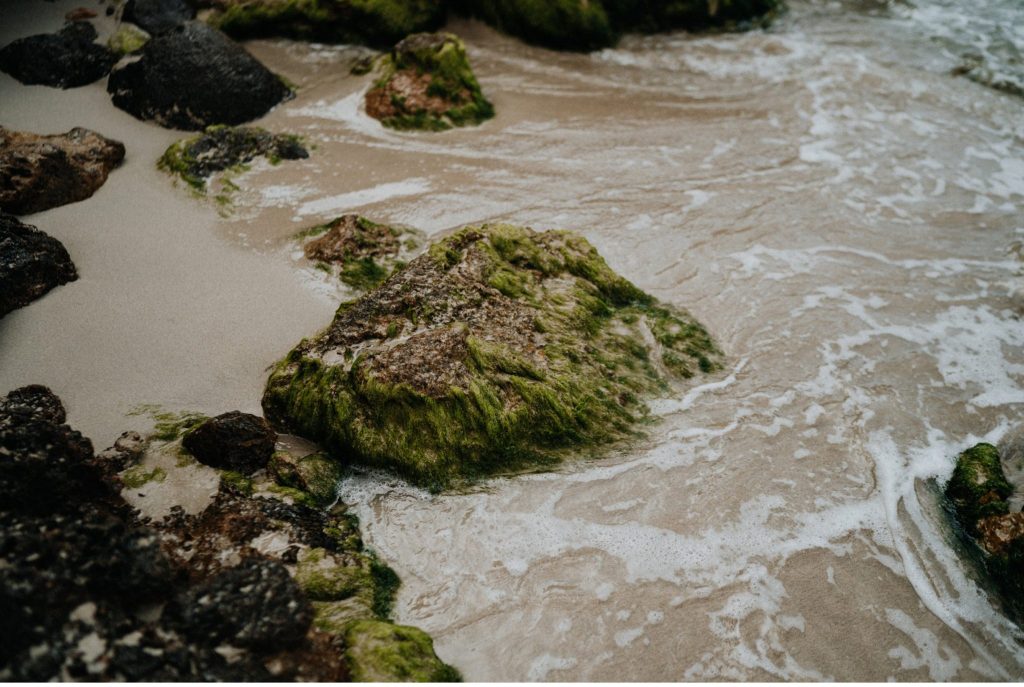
[2,0,1024,680]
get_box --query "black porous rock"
[106,21,292,130]
[0,213,78,318]
[123,0,196,34]
[0,22,117,88]
[182,411,278,474]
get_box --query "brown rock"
[0,127,125,215]
[977,512,1024,556]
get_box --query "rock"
[106,21,292,130]
[107,23,151,54]
[343,620,461,682]
[945,442,1013,534]
[977,512,1024,556]
[170,557,313,650]
[0,213,78,318]
[2,384,66,424]
[269,452,342,506]
[263,224,721,489]
[204,0,445,49]
[181,411,278,474]
[450,0,781,51]
[0,126,126,216]
[365,33,494,131]
[0,22,117,88]
[123,0,196,34]
[300,215,425,291]
[159,125,308,190]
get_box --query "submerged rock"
[204,0,445,48]
[945,442,1012,534]
[107,23,151,54]
[0,126,125,215]
[0,22,117,88]
[0,214,78,319]
[159,125,308,190]
[264,224,721,489]
[365,33,494,131]
[123,0,196,35]
[300,214,425,291]
[106,21,292,130]
[451,0,781,51]
[181,411,278,475]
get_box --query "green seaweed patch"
[266,483,318,508]
[369,551,401,619]
[128,405,209,442]
[220,469,254,496]
[263,224,722,490]
[108,23,150,54]
[945,442,1013,533]
[121,465,167,489]
[342,619,462,682]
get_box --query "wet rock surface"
[159,125,308,190]
[0,213,78,319]
[181,411,277,475]
[107,23,151,54]
[264,224,722,489]
[300,214,426,291]
[203,0,445,48]
[0,22,117,88]
[106,21,292,130]
[123,0,196,35]
[365,32,494,131]
[0,126,126,216]
[0,386,459,681]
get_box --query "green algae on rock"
[945,442,1013,534]
[343,620,462,682]
[108,23,151,54]
[364,33,494,131]
[299,214,426,291]
[158,124,308,191]
[263,224,722,490]
[204,0,446,48]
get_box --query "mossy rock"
[945,442,1013,534]
[158,124,308,191]
[299,215,426,291]
[263,224,722,490]
[343,619,461,682]
[365,33,494,131]
[205,0,446,48]
[108,24,151,55]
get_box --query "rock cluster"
[264,224,721,490]
[365,32,494,131]
[0,22,117,88]
[0,214,78,319]
[0,127,125,216]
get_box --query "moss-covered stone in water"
[365,33,494,132]
[128,405,208,442]
[220,469,254,496]
[343,619,462,682]
[108,24,150,55]
[300,215,425,291]
[158,124,308,192]
[263,224,722,490]
[121,465,167,489]
[945,443,1013,534]
[206,0,445,48]
[296,546,374,601]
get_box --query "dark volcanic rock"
[182,411,277,474]
[2,384,66,424]
[123,0,196,34]
[106,21,292,130]
[0,214,78,318]
[0,126,125,215]
[159,125,308,189]
[0,22,117,88]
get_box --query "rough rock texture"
[0,386,459,681]
[343,620,461,682]
[159,125,308,190]
[106,21,292,130]
[451,0,782,51]
[123,0,196,34]
[944,441,1024,627]
[365,33,494,131]
[0,214,78,318]
[107,23,151,54]
[0,22,117,88]
[181,411,277,474]
[0,127,126,216]
[300,214,426,291]
[264,224,722,489]
[203,0,446,48]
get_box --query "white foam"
[296,178,431,217]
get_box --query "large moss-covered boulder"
[204,0,446,48]
[365,33,494,131]
[451,0,781,51]
[945,442,1013,534]
[263,224,721,489]
[342,620,461,682]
